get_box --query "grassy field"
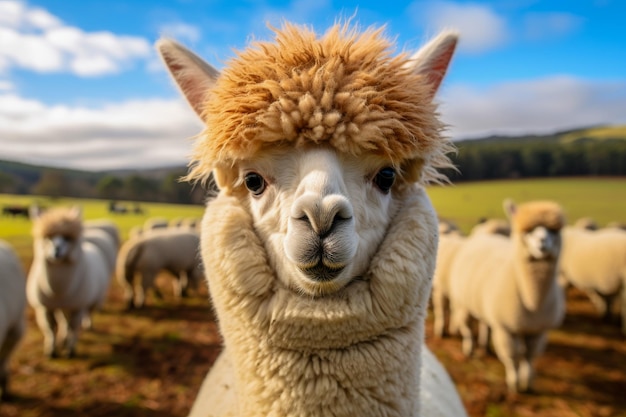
[428,177,626,234]
[0,178,625,417]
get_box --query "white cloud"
[523,12,584,40]
[158,22,201,44]
[411,1,509,53]
[439,76,626,139]
[0,0,150,76]
[0,79,12,91]
[0,93,204,170]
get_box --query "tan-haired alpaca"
[449,199,565,393]
[158,22,466,417]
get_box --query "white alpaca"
[84,220,120,276]
[470,218,510,237]
[449,200,565,393]
[0,240,26,401]
[85,219,121,248]
[432,231,465,338]
[560,226,626,332]
[432,217,511,339]
[27,207,111,358]
[573,217,598,231]
[158,21,467,417]
[116,229,203,309]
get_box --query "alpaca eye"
[244,172,266,195]
[373,167,396,194]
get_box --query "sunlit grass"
[427,177,626,234]
[560,124,626,143]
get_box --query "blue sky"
[1,0,625,171]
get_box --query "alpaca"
[573,217,598,231]
[85,219,121,248]
[116,228,203,309]
[0,240,26,401]
[470,218,510,237]
[559,226,626,332]
[158,21,467,417]
[432,231,465,338]
[438,218,461,236]
[432,217,511,340]
[449,199,565,393]
[84,222,120,276]
[143,217,168,231]
[27,207,111,358]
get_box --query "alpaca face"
[41,234,78,263]
[523,226,561,260]
[238,146,400,296]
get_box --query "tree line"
[1,135,624,204]
[0,168,210,205]
[443,137,626,182]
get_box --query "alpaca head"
[32,206,83,263]
[504,199,564,260]
[158,23,457,297]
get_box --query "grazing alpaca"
[116,229,203,309]
[449,200,565,393]
[0,240,27,401]
[432,231,465,338]
[27,207,111,358]
[158,21,467,417]
[559,226,626,332]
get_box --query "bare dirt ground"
[1,275,625,417]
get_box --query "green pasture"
[2,177,625,262]
[427,177,626,234]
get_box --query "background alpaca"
[559,226,626,332]
[158,21,466,417]
[0,240,26,401]
[449,199,565,393]
[116,228,203,309]
[432,231,465,338]
[27,207,111,358]
[470,218,511,237]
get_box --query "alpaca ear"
[156,38,220,119]
[406,30,459,99]
[503,199,516,219]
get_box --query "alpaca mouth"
[300,262,345,282]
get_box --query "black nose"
[301,262,344,282]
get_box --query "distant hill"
[1,124,624,196]
[456,124,626,146]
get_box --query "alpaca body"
[560,226,626,331]
[188,188,465,417]
[189,346,465,417]
[449,201,565,393]
[27,207,111,357]
[470,218,510,237]
[85,219,121,248]
[157,20,466,417]
[0,240,27,400]
[432,232,465,338]
[83,227,118,277]
[116,229,202,308]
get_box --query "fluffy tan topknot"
[511,201,565,233]
[32,207,83,240]
[188,23,454,184]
